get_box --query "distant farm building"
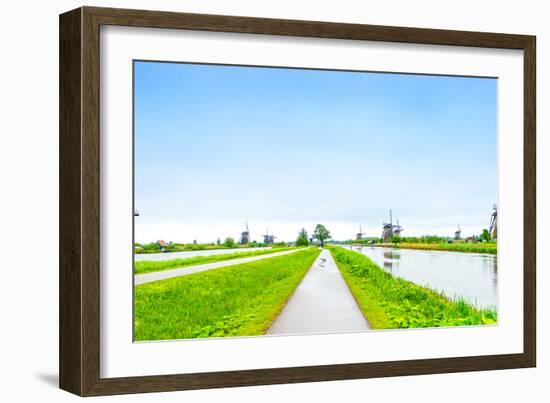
[156,240,171,251]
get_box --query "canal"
[348,245,497,309]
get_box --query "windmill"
[489,204,498,239]
[382,209,394,242]
[454,225,461,240]
[382,209,403,242]
[240,221,251,244]
[393,219,404,236]
[356,225,366,241]
[262,227,276,244]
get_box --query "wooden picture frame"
[59,6,536,396]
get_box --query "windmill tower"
[382,209,394,242]
[489,205,498,240]
[454,225,461,240]
[382,209,403,242]
[262,227,276,244]
[356,225,366,241]
[240,221,251,244]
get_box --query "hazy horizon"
[134,61,497,244]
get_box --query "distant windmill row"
[455,204,497,240]
[356,205,497,242]
[239,221,277,244]
[356,209,404,242]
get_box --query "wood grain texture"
[59,6,537,396]
[86,6,532,49]
[59,7,82,396]
[523,38,536,367]
[80,6,102,396]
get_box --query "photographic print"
[133,61,498,342]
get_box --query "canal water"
[134,246,272,261]
[347,245,497,309]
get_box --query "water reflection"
[351,246,498,309]
[384,251,401,260]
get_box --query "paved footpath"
[266,249,371,335]
[135,248,302,286]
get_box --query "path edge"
[328,247,374,329]
[263,248,324,335]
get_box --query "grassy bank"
[134,248,321,341]
[330,247,497,329]
[134,247,294,274]
[370,242,497,255]
[135,242,271,254]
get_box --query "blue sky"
[134,61,497,243]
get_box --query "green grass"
[135,242,269,254]
[329,247,497,329]
[134,247,321,341]
[134,247,294,274]
[376,242,497,255]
